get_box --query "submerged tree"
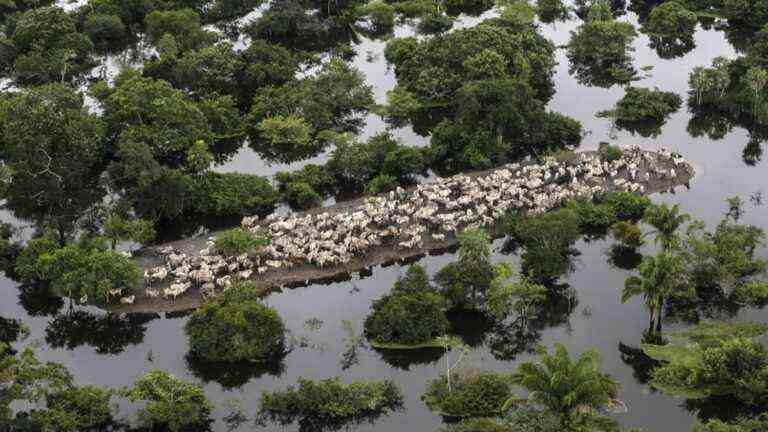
[566,0,638,87]
[435,229,495,310]
[622,251,694,334]
[598,87,682,137]
[506,343,622,430]
[643,202,691,250]
[256,377,403,431]
[0,84,107,244]
[643,1,698,59]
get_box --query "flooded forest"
[2,0,768,431]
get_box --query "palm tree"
[622,251,692,334]
[506,344,621,429]
[642,203,691,250]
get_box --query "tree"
[214,228,269,256]
[486,263,548,324]
[508,344,621,429]
[0,84,107,244]
[257,377,403,432]
[3,6,95,85]
[536,0,570,22]
[185,281,286,362]
[598,87,682,137]
[435,228,495,309]
[622,251,694,334]
[144,8,217,53]
[611,221,644,249]
[642,202,691,250]
[364,265,450,346]
[124,370,212,432]
[103,213,155,249]
[644,334,768,408]
[506,209,581,282]
[566,5,638,87]
[423,370,513,418]
[644,1,697,59]
[34,238,142,304]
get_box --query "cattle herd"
[132,146,692,305]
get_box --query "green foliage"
[435,229,495,309]
[417,11,455,34]
[214,227,269,256]
[384,19,557,123]
[567,198,617,232]
[611,221,644,248]
[0,84,107,241]
[510,344,620,428]
[486,262,548,322]
[602,191,652,221]
[275,164,337,197]
[327,132,425,191]
[679,217,768,306]
[622,251,694,332]
[506,209,580,282]
[366,174,397,195]
[183,172,280,218]
[423,370,512,418]
[643,202,691,250]
[3,6,95,85]
[597,142,624,162]
[364,1,396,35]
[124,370,212,432]
[103,214,155,249]
[34,238,141,304]
[145,8,217,53]
[536,0,570,22]
[185,281,286,362]
[14,235,59,283]
[247,58,374,163]
[600,87,682,136]
[257,377,403,430]
[644,2,697,58]
[693,414,768,432]
[566,14,638,87]
[285,181,323,209]
[31,384,114,432]
[364,265,450,345]
[645,335,768,405]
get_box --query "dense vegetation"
[1,0,768,431]
[185,281,286,363]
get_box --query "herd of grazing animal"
[131,146,692,305]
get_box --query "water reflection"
[187,354,286,390]
[44,310,156,355]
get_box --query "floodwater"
[2,4,768,432]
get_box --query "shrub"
[33,385,114,432]
[186,281,285,362]
[366,174,397,195]
[214,227,269,256]
[257,377,403,429]
[602,191,652,221]
[422,370,512,418]
[435,229,494,309]
[124,370,212,432]
[34,238,141,304]
[14,235,59,283]
[417,12,455,34]
[611,221,644,248]
[536,0,569,23]
[284,181,322,210]
[597,142,623,162]
[183,172,280,217]
[506,209,580,282]
[275,164,337,197]
[364,286,449,346]
[567,198,616,232]
[604,87,682,123]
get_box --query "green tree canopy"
[185,281,286,362]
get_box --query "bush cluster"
[185,281,286,363]
[183,172,280,218]
[214,227,269,256]
[422,370,512,418]
[257,377,404,429]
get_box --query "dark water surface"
[2,4,768,432]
